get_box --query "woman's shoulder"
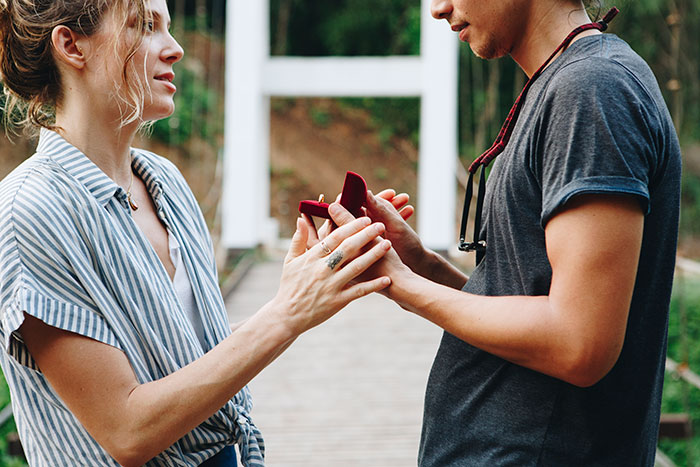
[0,154,88,238]
[1,154,67,211]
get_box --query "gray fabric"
[419,35,681,466]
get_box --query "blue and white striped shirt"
[0,129,265,466]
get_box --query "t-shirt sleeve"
[0,202,123,371]
[533,58,662,227]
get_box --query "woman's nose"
[163,34,184,64]
[431,0,453,20]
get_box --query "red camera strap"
[459,8,619,263]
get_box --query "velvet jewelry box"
[298,171,367,219]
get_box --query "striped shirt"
[0,129,265,466]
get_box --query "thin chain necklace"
[458,8,619,264]
[125,165,139,211]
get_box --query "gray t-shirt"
[419,35,681,466]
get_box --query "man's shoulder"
[546,35,661,107]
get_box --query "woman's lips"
[154,73,176,92]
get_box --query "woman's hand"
[273,216,392,336]
[330,195,468,290]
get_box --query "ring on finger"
[320,240,332,255]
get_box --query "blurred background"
[0,0,699,465]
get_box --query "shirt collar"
[36,128,165,210]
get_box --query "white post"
[222,0,459,252]
[418,1,459,252]
[222,0,273,249]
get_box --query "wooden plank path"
[225,259,442,466]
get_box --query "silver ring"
[320,240,332,255]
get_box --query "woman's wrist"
[249,298,299,346]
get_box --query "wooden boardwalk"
[225,259,442,466]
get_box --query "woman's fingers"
[301,213,319,247]
[317,218,333,240]
[328,202,358,228]
[334,238,392,284]
[313,216,371,258]
[321,221,386,272]
[285,218,309,263]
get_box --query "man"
[319,0,681,464]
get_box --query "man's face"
[430,0,529,59]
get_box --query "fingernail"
[375,223,385,233]
[329,203,340,215]
[383,239,392,249]
[382,277,391,286]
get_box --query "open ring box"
[298,171,367,219]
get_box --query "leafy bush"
[659,277,700,466]
[151,67,222,148]
[681,171,700,240]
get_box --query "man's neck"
[510,3,598,77]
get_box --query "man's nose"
[430,0,453,20]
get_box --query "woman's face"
[85,0,184,124]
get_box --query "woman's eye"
[145,20,155,31]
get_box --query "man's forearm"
[389,272,619,388]
[409,248,468,290]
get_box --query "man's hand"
[363,190,426,272]
[301,189,413,250]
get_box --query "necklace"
[458,8,619,264]
[125,166,139,211]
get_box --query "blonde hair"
[0,0,151,135]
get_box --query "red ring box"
[298,171,367,219]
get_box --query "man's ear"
[51,25,86,70]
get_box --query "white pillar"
[222,0,459,252]
[418,0,459,251]
[222,0,273,248]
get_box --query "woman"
[0,0,394,465]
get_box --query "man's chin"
[469,41,508,61]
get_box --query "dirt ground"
[268,98,419,238]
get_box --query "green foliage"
[611,0,700,142]
[309,106,331,128]
[339,98,420,147]
[270,0,421,56]
[681,170,700,239]
[0,372,25,466]
[659,278,700,466]
[151,67,222,148]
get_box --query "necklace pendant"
[127,194,139,211]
